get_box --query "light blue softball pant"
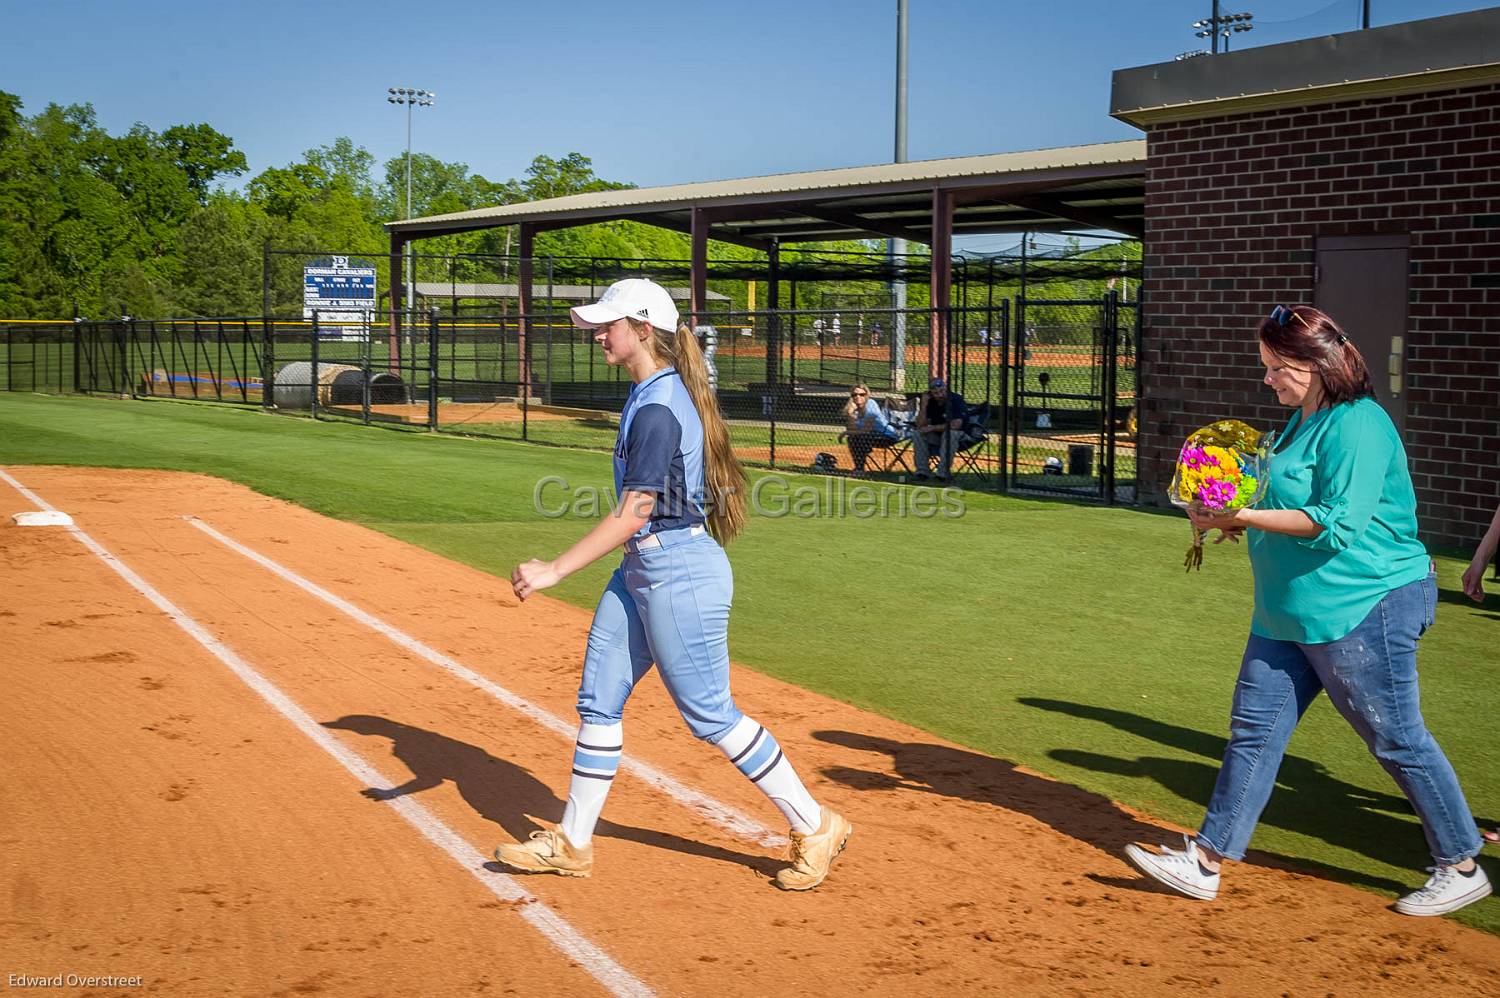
[577,526,744,745]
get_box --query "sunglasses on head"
[1269,304,1346,343]
[1269,304,1315,330]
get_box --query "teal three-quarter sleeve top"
[1246,396,1430,643]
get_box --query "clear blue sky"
[4,0,1491,197]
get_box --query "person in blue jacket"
[1125,304,1490,917]
[842,384,902,472]
[497,278,851,890]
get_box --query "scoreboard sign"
[303,256,377,339]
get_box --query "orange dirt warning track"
[2,466,1498,997]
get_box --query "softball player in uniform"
[497,278,851,890]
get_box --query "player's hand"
[1212,527,1244,545]
[1460,554,1490,603]
[512,559,561,601]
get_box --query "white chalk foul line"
[0,469,653,998]
[184,516,785,849]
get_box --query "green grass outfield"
[1,392,1495,931]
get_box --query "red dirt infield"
[3,466,1497,996]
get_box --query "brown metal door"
[1314,234,1409,435]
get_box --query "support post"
[389,233,406,374]
[690,207,709,325]
[766,239,780,387]
[310,309,320,420]
[428,307,440,431]
[518,224,535,423]
[929,187,954,383]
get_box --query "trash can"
[1067,443,1094,477]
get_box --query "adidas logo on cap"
[571,277,681,333]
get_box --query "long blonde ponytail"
[630,318,749,544]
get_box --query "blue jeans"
[1197,573,1482,866]
[576,528,742,743]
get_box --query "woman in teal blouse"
[1125,305,1490,917]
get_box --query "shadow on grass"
[1017,698,1478,894]
[323,714,779,876]
[812,728,1167,851]
[1436,584,1500,620]
[813,725,1431,896]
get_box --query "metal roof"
[412,282,727,301]
[1112,8,1500,127]
[386,140,1146,245]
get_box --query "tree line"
[1,91,1140,323]
[0,91,771,320]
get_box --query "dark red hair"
[1257,304,1374,407]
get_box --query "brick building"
[1112,9,1500,548]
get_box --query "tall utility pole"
[387,87,435,324]
[889,0,909,391]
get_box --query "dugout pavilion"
[383,140,1149,389]
[384,7,1499,546]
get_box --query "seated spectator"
[842,384,901,472]
[913,376,967,480]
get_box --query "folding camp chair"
[870,396,916,473]
[951,402,993,479]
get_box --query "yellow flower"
[1202,445,1240,477]
[1177,466,1206,501]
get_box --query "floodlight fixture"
[1189,7,1253,54]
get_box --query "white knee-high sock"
[716,715,822,835]
[559,721,622,848]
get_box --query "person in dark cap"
[913,376,967,481]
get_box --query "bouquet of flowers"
[1168,419,1276,571]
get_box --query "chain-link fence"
[19,293,1137,502]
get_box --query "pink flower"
[1196,476,1238,511]
[1181,446,1220,471]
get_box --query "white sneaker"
[1124,835,1220,901]
[1394,863,1492,916]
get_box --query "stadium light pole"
[387,87,435,348]
[889,0,909,391]
[387,87,435,221]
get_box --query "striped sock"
[559,721,622,848]
[716,715,821,835]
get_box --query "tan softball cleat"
[494,827,594,878]
[774,808,852,891]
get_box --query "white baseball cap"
[570,278,680,333]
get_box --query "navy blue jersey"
[613,368,706,536]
